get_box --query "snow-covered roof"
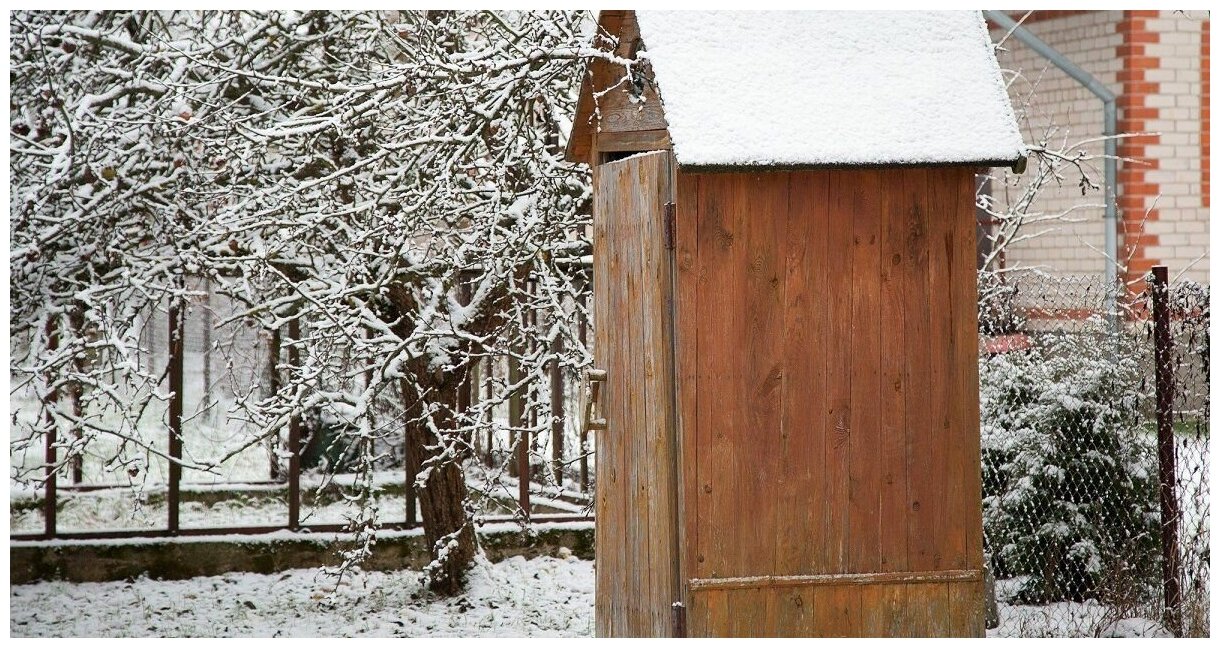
[632,10,1026,168]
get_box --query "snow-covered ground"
[12,555,1178,638]
[989,595,1173,638]
[10,555,595,638]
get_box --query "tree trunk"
[403,372,477,596]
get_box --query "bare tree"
[10,9,619,594]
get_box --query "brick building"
[987,10,1210,287]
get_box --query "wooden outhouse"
[567,11,1026,638]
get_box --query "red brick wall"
[1203,18,1210,208]
[1116,10,1163,290]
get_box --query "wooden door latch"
[584,368,608,431]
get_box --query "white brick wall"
[988,11,1210,285]
[989,11,1122,280]
[1141,10,1209,284]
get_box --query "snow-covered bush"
[980,321,1159,603]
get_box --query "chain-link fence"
[978,269,1210,638]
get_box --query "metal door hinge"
[671,601,687,637]
[663,202,676,250]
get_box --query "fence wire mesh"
[978,269,1209,638]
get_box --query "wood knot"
[717,228,734,250]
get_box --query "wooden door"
[672,168,985,637]
[592,151,680,637]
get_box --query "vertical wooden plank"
[863,585,902,634]
[885,584,915,637]
[957,171,985,576]
[948,580,985,636]
[930,168,965,573]
[638,155,660,635]
[814,585,862,637]
[695,173,743,580]
[615,160,638,633]
[879,171,910,574]
[721,172,749,580]
[610,160,629,636]
[774,586,815,637]
[591,163,614,636]
[903,584,929,636]
[823,170,856,574]
[778,171,830,577]
[904,583,950,637]
[704,590,730,637]
[953,169,986,637]
[924,168,955,575]
[848,170,884,574]
[725,588,760,637]
[614,160,642,634]
[687,590,710,638]
[638,152,677,635]
[741,172,788,581]
[675,171,701,617]
[902,168,936,572]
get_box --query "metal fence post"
[1151,265,1183,636]
[286,316,301,531]
[43,316,59,539]
[551,333,565,486]
[69,306,85,484]
[578,290,590,493]
[168,295,185,534]
[510,351,529,520]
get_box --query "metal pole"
[510,352,529,520]
[983,10,1120,325]
[69,306,85,484]
[484,357,495,468]
[551,334,565,486]
[578,290,590,492]
[1151,265,1183,636]
[286,316,301,531]
[167,296,185,534]
[43,317,59,539]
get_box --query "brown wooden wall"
[592,151,680,637]
[672,167,985,637]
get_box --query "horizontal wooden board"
[688,569,983,592]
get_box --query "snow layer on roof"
[633,11,1026,168]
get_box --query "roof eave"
[674,156,1026,174]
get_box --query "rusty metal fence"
[978,267,1209,638]
[10,275,596,542]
